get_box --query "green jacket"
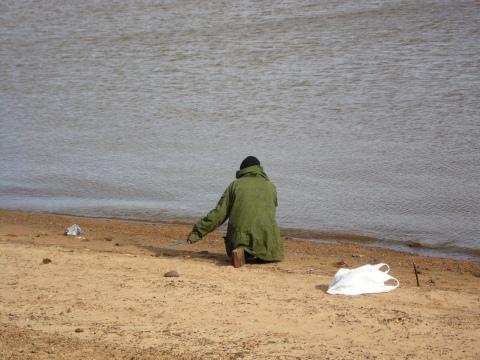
[188,165,283,261]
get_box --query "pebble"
[74,328,84,333]
[41,258,52,264]
[164,270,180,277]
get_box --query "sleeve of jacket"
[188,184,234,243]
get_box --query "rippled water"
[1,0,479,259]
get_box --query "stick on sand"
[412,261,420,287]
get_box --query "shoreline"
[1,209,479,359]
[2,206,478,261]
[1,208,479,281]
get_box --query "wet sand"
[1,209,479,359]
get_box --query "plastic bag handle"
[385,277,400,289]
[375,263,390,273]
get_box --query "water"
[1,0,479,259]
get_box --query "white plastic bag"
[64,224,82,236]
[327,263,399,296]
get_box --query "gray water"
[1,0,480,259]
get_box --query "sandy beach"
[0,209,479,359]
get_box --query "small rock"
[470,270,480,278]
[334,260,347,267]
[104,237,112,241]
[164,270,180,277]
[74,328,84,333]
[115,243,120,246]
[42,258,52,264]
[351,254,364,258]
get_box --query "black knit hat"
[240,156,260,170]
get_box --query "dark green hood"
[236,165,269,180]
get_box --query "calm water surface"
[1,0,479,259]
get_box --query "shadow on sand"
[315,284,330,293]
[139,245,232,266]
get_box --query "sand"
[0,209,479,359]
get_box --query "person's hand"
[186,232,200,244]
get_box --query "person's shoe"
[231,248,245,268]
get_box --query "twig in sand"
[412,262,420,287]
